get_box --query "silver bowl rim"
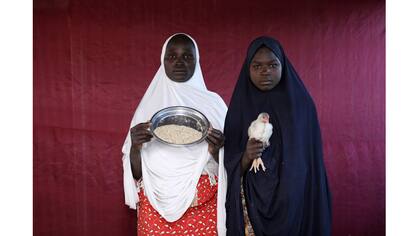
[150,106,210,147]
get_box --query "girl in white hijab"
[122,33,227,235]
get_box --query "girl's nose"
[261,65,271,74]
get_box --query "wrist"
[131,144,141,152]
[242,152,251,161]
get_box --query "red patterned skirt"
[137,175,218,236]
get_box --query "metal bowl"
[150,106,210,147]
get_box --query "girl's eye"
[184,54,193,60]
[253,65,261,69]
[270,64,278,68]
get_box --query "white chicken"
[248,112,273,173]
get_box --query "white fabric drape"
[122,33,227,235]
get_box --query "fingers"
[133,121,152,129]
[246,138,264,160]
[131,122,152,133]
[245,151,262,161]
[206,132,224,147]
[252,148,264,155]
[248,148,263,155]
[131,122,153,147]
[246,145,264,159]
[131,131,153,140]
[133,134,153,141]
[249,138,263,145]
[205,135,217,145]
[131,122,152,136]
[205,136,217,148]
[132,131,152,138]
[205,130,218,145]
[207,128,225,148]
[248,139,264,149]
[208,128,224,140]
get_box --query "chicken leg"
[249,157,266,173]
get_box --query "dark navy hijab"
[224,36,331,236]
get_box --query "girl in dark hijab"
[224,36,332,236]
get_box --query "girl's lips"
[260,81,273,85]
[173,70,187,74]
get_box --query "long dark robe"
[224,36,332,236]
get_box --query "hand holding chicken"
[247,113,273,173]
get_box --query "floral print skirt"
[137,175,218,236]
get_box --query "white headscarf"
[122,33,227,235]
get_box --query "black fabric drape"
[224,36,332,236]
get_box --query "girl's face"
[249,47,282,91]
[164,36,196,82]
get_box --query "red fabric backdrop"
[34,0,385,235]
